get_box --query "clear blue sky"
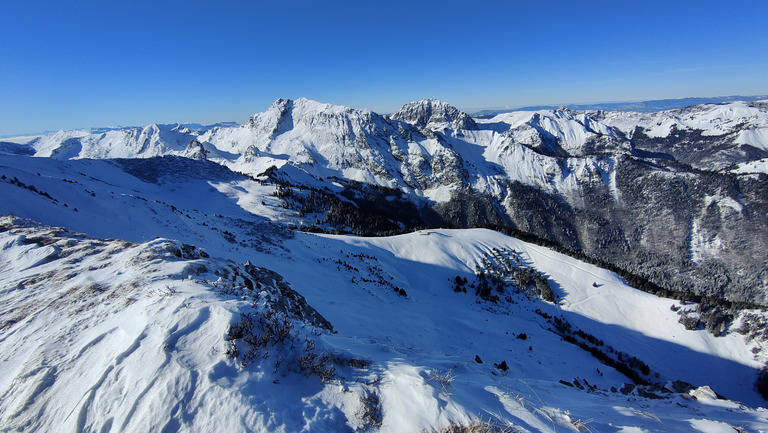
[2,0,767,136]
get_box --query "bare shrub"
[425,418,517,433]
[298,339,336,381]
[357,390,383,430]
[225,309,338,381]
[225,310,294,364]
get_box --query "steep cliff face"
[197,98,472,191]
[483,154,768,303]
[391,98,478,132]
[21,98,768,303]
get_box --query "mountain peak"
[391,99,478,131]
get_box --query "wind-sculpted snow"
[1,217,767,432]
[0,217,340,432]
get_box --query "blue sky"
[1,0,767,136]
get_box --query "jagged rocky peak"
[183,139,208,160]
[391,98,478,131]
[248,98,292,128]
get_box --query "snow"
[688,418,744,433]
[28,124,196,160]
[731,157,768,174]
[737,127,768,150]
[323,229,760,402]
[208,179,282,220]
[690,219,722,263]
[601,101,768,140]
[537,111,601,149]
[422,184,457,203]
[705,194,743,213]
[1,98,768,431]
[0,134,41,144]
[475,108,620,157]
[2,187,767,431]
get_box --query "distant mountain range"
[472,94,768,117]
[1,121,240,140]
[6,95,768,139]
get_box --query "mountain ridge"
[4,97,768,306]
[472,94,768,116]
[2,133,768,431]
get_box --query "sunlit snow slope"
[2,149,768,432]
[10,97,768,307]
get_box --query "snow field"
[0,222,356,432]
[1,214,767,432]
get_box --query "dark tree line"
[265,169,764,315]
[537,310,653,385]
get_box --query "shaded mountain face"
[20,98,768,304]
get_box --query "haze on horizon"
[1,0,767,136]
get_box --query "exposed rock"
[391,99,478,131]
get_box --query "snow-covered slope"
[2,214,767,432]
[2,151,768,431]
[6,99,768,307]
[602,101,768,143]
[29,123,202,160]
[476,109,626,157]
[0,216,342,432]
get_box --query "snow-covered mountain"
[473,95,768,116]
[10,97,768,305]
[17,98,768,174]
[391,98,478,132]
[2,98,768,431]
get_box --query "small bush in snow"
[495,361,509,372]
[678,313,700,331]
[225,310,294,363]
[357,390,383,430]
[298,339,336,381]
[225,310,338,382]
[425,418,517,433]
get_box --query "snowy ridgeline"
[1,213,768,432]
[7,98,768,180]
[3,97,768,308]
[1,98,768,432]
